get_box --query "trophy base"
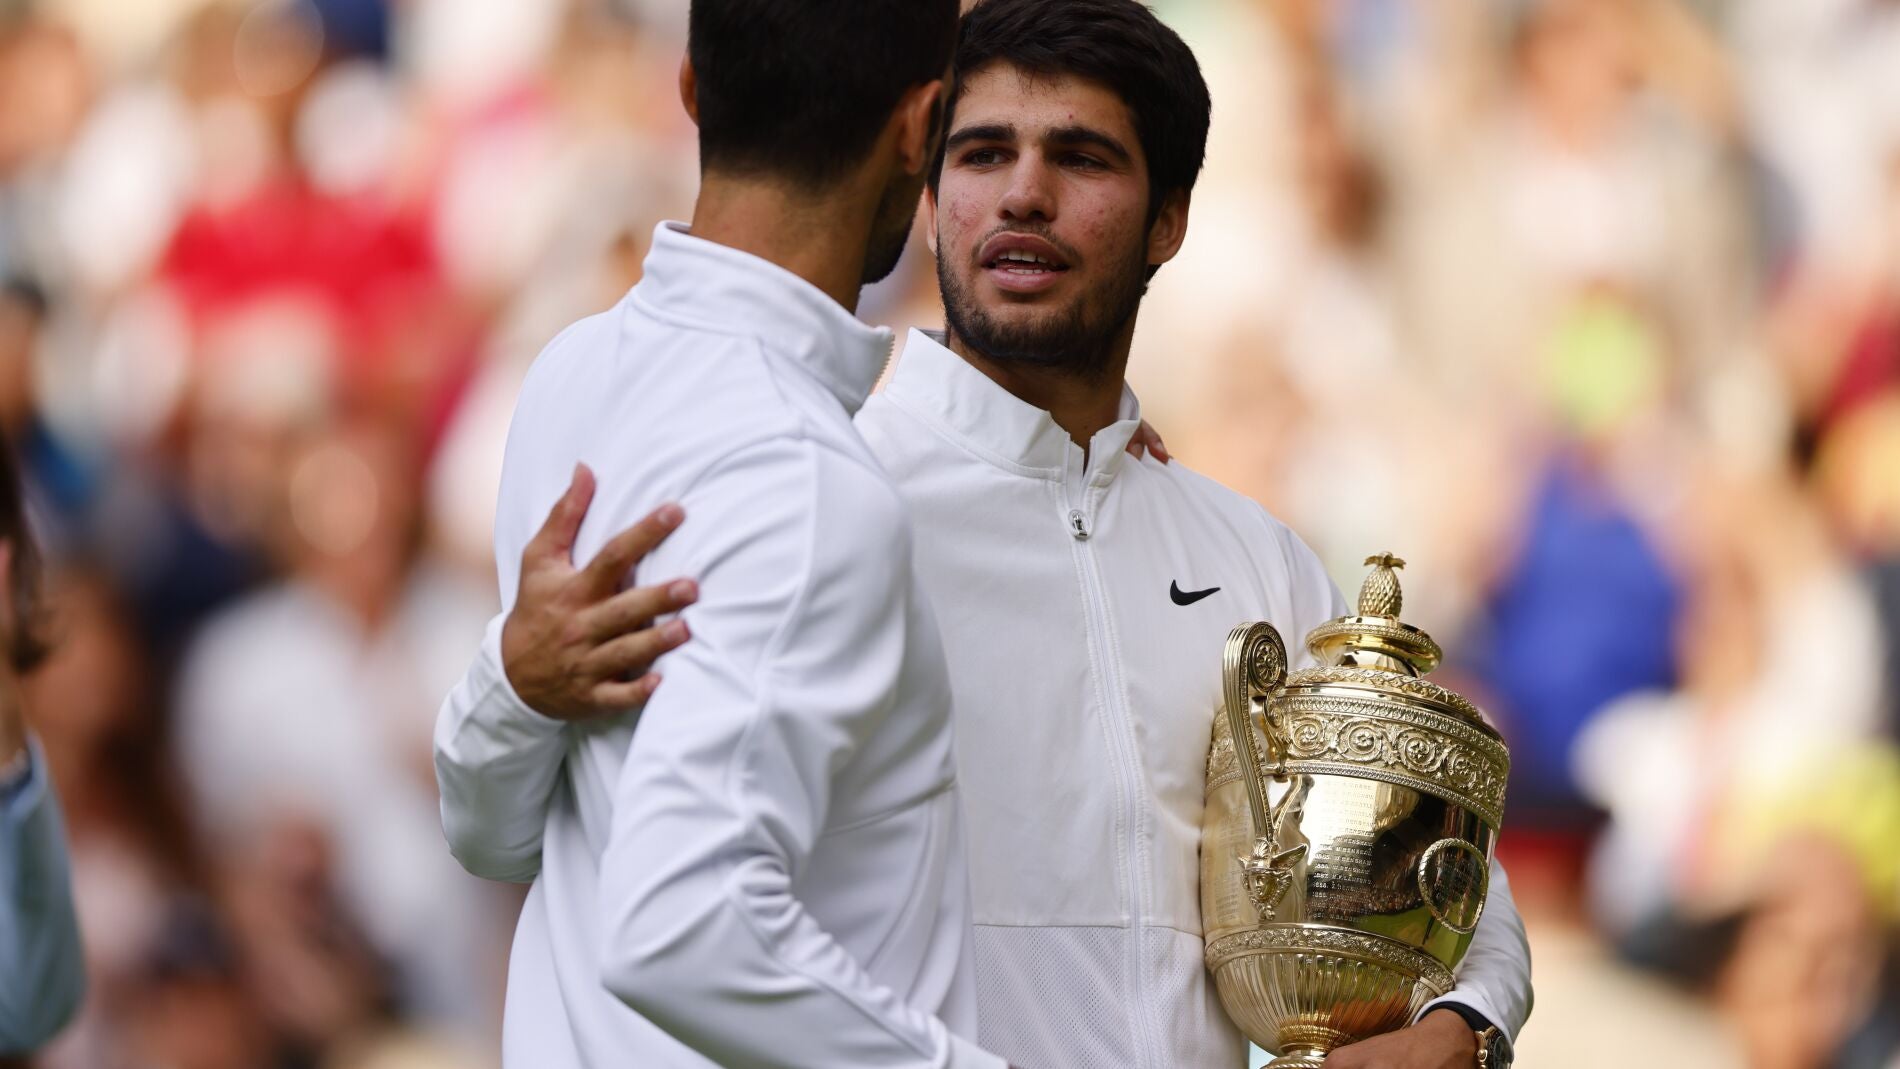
[1264,1052,1326,1068]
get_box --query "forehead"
[950,63,1141,147]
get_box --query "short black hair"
[934,0,1212,219]
[689,0,960,188]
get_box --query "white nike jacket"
[851,330,1532,1069]
[433,225,1003,1069]
[435,290,1532,1066]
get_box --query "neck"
[945,316,1136,459]
[690,171,877,312]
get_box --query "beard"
[938,226,1148,381]
[862,178,926,285]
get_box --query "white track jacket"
[434,224,1003,1069]
[855,331,1532,1068]
[436,260,1533,1065]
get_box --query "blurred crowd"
[0,0,1895,1067]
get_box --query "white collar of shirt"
[883,328,1143,482]
[633,222,896,415]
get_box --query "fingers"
[1126,420,1171,464]
[580,503,686,594]
[582,619,691,682]
[589,673,663,712]
[525,463,597,565]
[580,579,698,643]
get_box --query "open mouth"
[983,249,1071,277]
[978,234,1074,293]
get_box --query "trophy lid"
[1306,554,1444,678]
[1298,555,1498,738]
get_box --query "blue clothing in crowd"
[1,738,85,1053]
[1470,457,1684,825]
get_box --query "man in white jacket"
[439,1,1533,1067]
[431,2,1012,1067]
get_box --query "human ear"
[1146,189,1191,267]
[678,56,700,126]
[892,79,947,177]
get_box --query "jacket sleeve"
[0,738,85,1053]
[433,616,568,883]
[596,438,1004,1069]
[1417,858,1533,1053]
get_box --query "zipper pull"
[1069,509,1090,541]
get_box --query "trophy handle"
[1221,622,1289,848]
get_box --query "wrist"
[1426,1004,1510,1069]
[1421,1007,1479,1044]
[483,616,563,729]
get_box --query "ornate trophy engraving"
[1202,555,1508,1067]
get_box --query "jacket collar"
[883,328,1142,482]
[630,222,895,415]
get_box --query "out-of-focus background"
[0,0,1896,1066]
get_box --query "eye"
[1063,153,1107,171]
[963,148,1007,167]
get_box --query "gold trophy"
[1202,555,1508,1067]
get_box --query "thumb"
[525,463,596,567]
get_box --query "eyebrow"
[944,122,1133,165]
[945,123,1015,154]
[1046,125,1132,164]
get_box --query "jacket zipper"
[1061,459,1155,1068]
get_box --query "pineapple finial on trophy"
[1358,553,1406,618]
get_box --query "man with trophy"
[436,0,1534,1066]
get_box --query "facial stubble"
[938,227,1149,381]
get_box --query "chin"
[975,280,1067,311]
[976,301,1063,331]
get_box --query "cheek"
[938,194,985,260]
[1070,189,1148,260]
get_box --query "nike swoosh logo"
[1171,581,1221,606]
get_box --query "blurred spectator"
[29,569,209,1068]
[1468,443,1685,829]
[0,277,95,549]
[1574,464,1897,1067]
[174,414,502,1041]
[1392,0,1753,418]
[0,431,83,1056]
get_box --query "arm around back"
[434,465,696,884]
[433,620,568,883]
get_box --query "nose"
[997,154,1056,224]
